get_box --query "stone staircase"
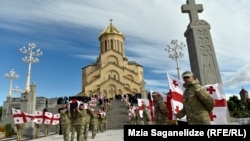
[107,99,130,129]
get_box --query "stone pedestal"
[20,83,36,138]
[2,96,12,120]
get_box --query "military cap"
[182,71,193,77]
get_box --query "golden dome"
[98,19,124,40]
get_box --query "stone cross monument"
[181,0,231,123]
[20,83,36,137]
[181,0,222,86]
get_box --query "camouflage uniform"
[90,111,99,139]
[70,114,76,141]
[16,123,25,141]
[176,78,215,125]
[74,104,87,141]
[97,114,102,133]
[102,114,107,132]
[60,108,71,141]
[44,124,50,136]
[142,104,151,125]
[42,108,50,136]
[129,112,136,125]
[103,102,109,112]
[83,108,91,141]
[97,108,105,133]
[35,123,41,138]
[153,93,169,125]
[134,109,142,125]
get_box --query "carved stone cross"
[181,0,203,22]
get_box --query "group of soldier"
[59,98,111,141]
[126,71,216,126]
[125,92,169,125]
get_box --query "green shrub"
[4,123,13,137]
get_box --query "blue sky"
[1,0,250,106]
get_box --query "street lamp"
[20,43,42,93]
[12,85,22,97]
[5,69,19,97]
[165,40,185,80]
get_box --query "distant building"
[239,88,249,101]
[78,20,145,98]
[2,96,57,120]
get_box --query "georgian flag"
[128,106,137,120]
[34,111,44,124]
[50,113,60,125]
[24,113,35,122]
[98,109,106,118]
[12,108,27,124]
[34,111,60,125]
[12,108,35,124]
[43,112,53,125]
[137,98,154,121]
[69,99,82,111]
[203,83,228,124]
[167,73,186,121]
[167,73,228,124]
[88,98,97,107]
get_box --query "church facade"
[78,20,144,98]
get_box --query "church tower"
[79,19,144,98]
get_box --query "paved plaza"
[2,129,123,141]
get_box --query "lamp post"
[165,40,185,80]
[5,69,19,97]
[12,85,22,97]
[20,43,42,93]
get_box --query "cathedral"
[78,20,145,99]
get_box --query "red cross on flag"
[167,73,187,122]
[203,83,228,124]
[50,113,60,125]
[12,108,35,124]
[24,113,35,122]
[167,73,228,124]
[137,98,154,121]
[69,99,83,111]
[34,111,44,124]
[43,112,53,125]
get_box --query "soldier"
[128,106,137,125]
[58,105,64,135]
[152,92,169,125]
[35,123,41,138]
[90,109,99,139]
[43,108,51,136]
[102,112,107,132]
[134,108,142,125]
[60,103,71,141]
[70,117,76,141]
[74,103,87,141]
[97,108,105,133]
[107,100,111,112]
[142,103,151,125]
[15,123,25,141]
[83,104,91,141]
[175,71,215,125]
